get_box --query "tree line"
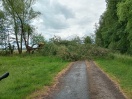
[95,0,132,54]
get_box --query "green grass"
[95,54,132,99]
[0,55,69,99]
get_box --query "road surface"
[38,61,126,99]
[44,61,89,99]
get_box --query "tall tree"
[95,0,130,54]
[117,0,132,54]
[0,9,10,50]
[0,10,6,48]
[84,36,92,44]
[2,0,40,54]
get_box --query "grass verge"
[95,54,132,99]
[0,55,69,99]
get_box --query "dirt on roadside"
[86,60,127,99]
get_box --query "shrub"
[41,43,58,56]
[40,42,111,61]
[57,45,69,60]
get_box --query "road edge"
[27,62,74,99]
[85,60,127,99]
[93,61,128,99]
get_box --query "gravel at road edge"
[86,60,127,99]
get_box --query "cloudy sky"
[32,0,106,40]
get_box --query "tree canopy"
[1,0,40,54]
[95,0,132,54]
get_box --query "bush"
[88,46,109,58]
[41,43,58,56]
[0,50,11,56]
[40,42,111,61]
[57,45,69,60]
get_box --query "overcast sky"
[32,0,106,40]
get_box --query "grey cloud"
[32,0,106,40]
[53,2,75,19]
[43,14,69,29]
[77,16,93,26]
[33,0,74,30]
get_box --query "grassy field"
[95,54,132,99]
[0,55,69,99]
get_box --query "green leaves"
[84,36,92,44]
[117,0,132,21]
[2,0,40,54]
[32,33,45,45]
[0,10,5,19]
[117,0,132,54]
[95,0,132,54]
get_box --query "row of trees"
[49,35,93,45]
[0,0,43,54]
[95,0,132,54]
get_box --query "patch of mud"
[86,61,127,99]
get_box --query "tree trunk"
[13,16,22,54]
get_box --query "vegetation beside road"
[0,0,131,99]
[95,0,132,55]
[39,36,109,61]
[0,55,69,99]
[95,54,132,99]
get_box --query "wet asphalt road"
[53,61,89,99]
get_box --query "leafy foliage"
[1,0,40,54]
[31,33,45,45]
[41,36,110,61]
[84,36,92,44]
[95,0,132,54]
